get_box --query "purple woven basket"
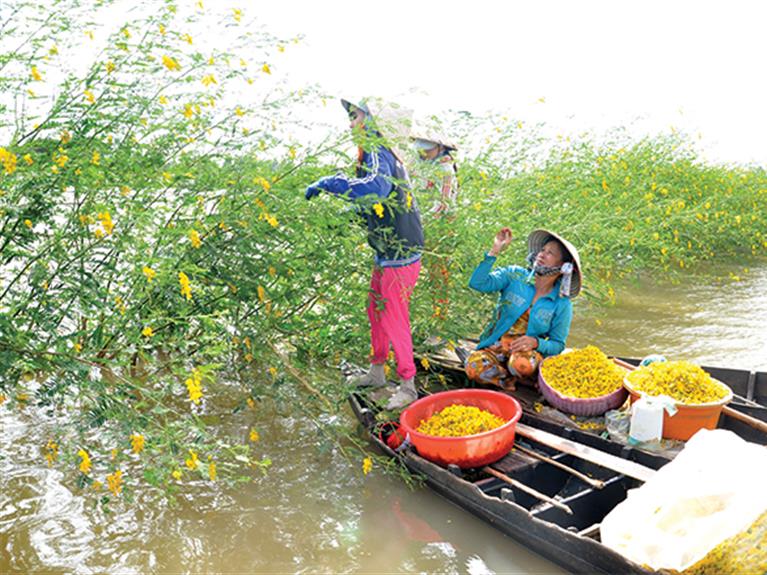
[537,358,629,417]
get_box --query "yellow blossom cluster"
[0,148,17,174]
[185,368,203,404]
[188,229,202,248]
[626,361,731,405]
[362,456,373,475]
[416,404,506,437]
[44,440,59,466]
[142,266,156,282]
[97,211,114,235]
[106,469,123,496]
[78,448,92,474]
[540,346,625,398]
[130,433,145,454]
[178,271,192,300]
[185,449,199,469]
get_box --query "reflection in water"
[3,263,765,574]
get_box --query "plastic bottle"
[629,396,664,443]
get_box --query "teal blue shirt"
[469,254,573,356]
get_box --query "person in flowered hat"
[463,227,581,390]
[305,97,423,409]
[410,130,459,215]
[410,129,460,321]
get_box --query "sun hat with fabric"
[527,229,582,298]
[409,130,458,152]
[340,97,413,162]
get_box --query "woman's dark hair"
[543,236,573,264]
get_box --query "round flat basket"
[538,359,629,417]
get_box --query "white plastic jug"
[629,396,667,443]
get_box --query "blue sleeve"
[317,148,393,199]
[536,300,572,356]
[469,254,515,293]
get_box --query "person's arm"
[313,148,394,199]
[468,254,514,293]
[535,301,573,356]
[469,228,516,292]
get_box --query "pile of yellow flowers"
[626,361,730,405]
[416,404,506,437]
[540,345,625,398]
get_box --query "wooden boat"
[346,351,767,574]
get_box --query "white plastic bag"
[601,429,767,573]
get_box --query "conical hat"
[341,97,413,162]
[410,131,457,152]
[527,229,583,298]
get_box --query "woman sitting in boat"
[463,227,582,390]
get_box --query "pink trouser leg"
[367,261,421,380]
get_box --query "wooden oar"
[515,423,657,482]
[513,443,606,489]
[483,466,574,515]
[722,405,767,435]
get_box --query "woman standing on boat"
[464,228,581,390]
[305,98,424,409]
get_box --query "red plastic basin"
[399,389,522,468]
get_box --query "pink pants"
[368,260,421,380]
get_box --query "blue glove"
[305,183,322,200]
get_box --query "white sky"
[247,0,767,166]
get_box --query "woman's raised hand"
[489,227,513,256]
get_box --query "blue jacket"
[469,254,573,356]
[315,144,423,267]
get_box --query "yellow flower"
[44,440,59,467]
[288,146,296,160]
[253,176,271,191]
[158,95,169,105]
[92,481,103,491]
[162,171,173,183]
[105,61,115,73]
[269,366,278,379]
[373,203,384,218]
[208,460,217,481]
[0,148,18,174]
[201,74,217,87]
[31,66,42,81]
[183,104,195,118]
[406,191,413,209]
[91,151,100,165]
[420,357,431,370]
[73,342,82,353]
[162,55,180,71]
[278,45,285,53]
[24,219,33,229]
[130,433,145,454]
[121,27,131,39]
[141,326,153,338]
[142,266,156,282]
[262,63,271,74]
[249,429,260,442]
[182,33,193,45]
[106,469,123,496]
[179,271,192,300]
[171,469,182,480]
[185,368,203,404]
[0,394,6,406]
[362,457,373,475]
[185,449,199,470]
[233,8,242,21]
[246,397,256,410]
[84,90,95,103]
[97,211,114,235]
[23,154,33,165]
[188,229,202,248]
[235,106,245,117]
[159,24,166,35]
[78,449,92,474]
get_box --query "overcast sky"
[249,0,766,165]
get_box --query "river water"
[2,261,765,574]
